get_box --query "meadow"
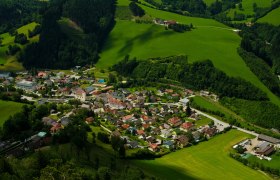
[0,100,23,127]
[227,0,272,17]
[98,0,280,106]
[133,130,270,180]
[257,7,280,25]
[0,22,39,71]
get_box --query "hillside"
[134,130,270,180]
[0,100,23,127]
[257,7,280,25]
[97,0,280,106]
[0,22,39,71]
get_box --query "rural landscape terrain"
[0,0,279,179]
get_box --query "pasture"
[0,22,39,71]
[0,100,23,127]
[257,7,280,26]
[134,130,270,180]
[97,0,280,106]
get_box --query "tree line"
[113,55,268,101]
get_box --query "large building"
[16,80,37,91]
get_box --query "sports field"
[257,7,280,26]
[134,130,270,180]
[98,0,280,106]
[0,100,23,127]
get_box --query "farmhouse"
[257,134,280,144]
[255,141,275,156]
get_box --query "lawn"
[0,22,39,71]
[97,1,280,106]
[0,100,24,126]
[133,130,270,180]
[257,7,280,26]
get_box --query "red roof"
[150,143,158,149]
[181,122,193,129]
[168,117,181,125]
[141,115,150,121]
[142,123,150,129]
[76,89,85,95]
[122,114,133,121]
[122,124,130,129]
[137,130,145,135]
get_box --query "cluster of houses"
[234,134,280,160]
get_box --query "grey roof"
[258,134,280,144]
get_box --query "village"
[0,68,279,158]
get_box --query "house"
[75,89,86,102]
[164,20,177,27]
[168,117,182,127]
[85,117,94,124]
[137,130,145,136]
[176,135,189,148]
[122,114,135,122]
[179,97,189,106]
[50,123,62,134]
[126,141,139,149]
[37,72,48,78]
[202,127,217,138]
[149,143,159,152]
[160,129,172,138]
[255,141,275,156]
[180,122,194,132]
[163,140,174,149]
[257,134,280,144]
[122,124,130,130]
[42,117,56,126]
[192,131,201,142]
[60,117,70,126]
[146,136,156,143]
[85,86,95,95]
[200,90,210,96]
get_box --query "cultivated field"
[0,22,39,71]
[134,130,270,180]
[257,7,280,25]
[98,0,280,106]
[0,100,23,126]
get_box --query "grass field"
[0,100,23,126]
[134,130,270,180]
[257,7,280,25]
[0,22,39,71]
[226,0,272,20]
[98,0,280,106]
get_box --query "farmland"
[257,7,280,25]
[0,100,23,127]
[134,130,270,180]
[0,22,39,71]
[97,0,280,106]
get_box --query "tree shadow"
[133,159,200,180]
[117,25,175,58]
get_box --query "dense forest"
[20,0,116,69]
[0,0,46,34]
[221,97,280,130]
[239,23,280,75]
[112,56,268,100]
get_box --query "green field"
[226,0,272,20]
[257,7,280,25]
[98,0,280,106]
[0,100,23,126]
[134,130,270,180]
[0,22,39,71]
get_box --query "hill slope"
[97,0,280,106]
[0,22,39,71]
[257,7,280,25]
[134,130,270,180]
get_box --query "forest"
[0,0,46,34]
[20,0,116,69]
[112,56,268,101]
